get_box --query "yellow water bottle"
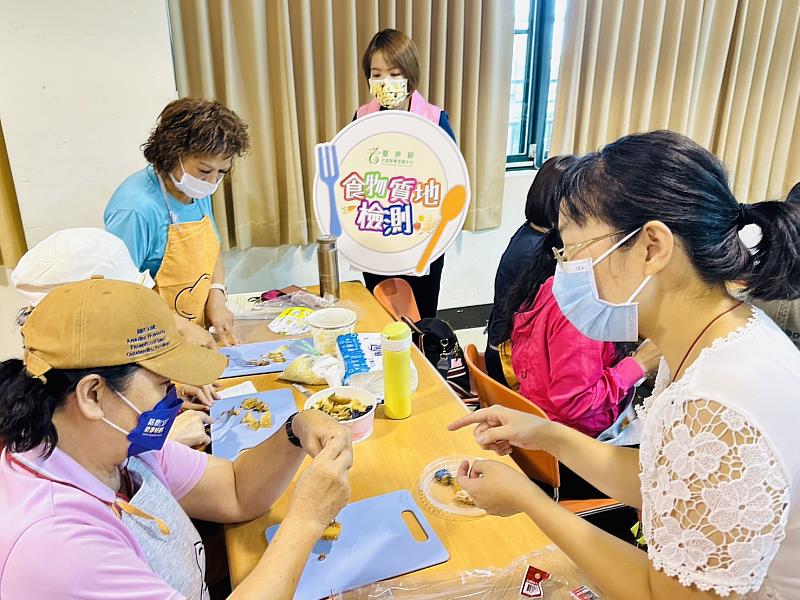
[382,321,412,419]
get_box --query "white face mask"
[169,158,222,199]
[369,78,409,109]
[552,228,652,342]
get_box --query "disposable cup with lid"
[306,307,357,355]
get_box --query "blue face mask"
[103,386,182,457]
[552,228,651,342]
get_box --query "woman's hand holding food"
[288,436,353,530]
[455,459,538,517]
[206,291,240,346]
[292,409,352,458]
[168,410,213,448]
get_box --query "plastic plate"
[416,456,487,520]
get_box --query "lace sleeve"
[641,399,791,597]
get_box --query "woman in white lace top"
[450,131,800,599]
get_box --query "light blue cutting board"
[218,338,312,378]
[210,389,297,460]
[265,490,449,599]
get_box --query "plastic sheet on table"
[332,545,603,599]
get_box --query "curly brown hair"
[142,98,250,174]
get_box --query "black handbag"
[402,316,476,401]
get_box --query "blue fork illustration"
[316,143,342,236]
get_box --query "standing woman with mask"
[354,29,456,319]
[450,131,800,599]
[106,98,249,346]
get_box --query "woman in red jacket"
[502,167,659,438]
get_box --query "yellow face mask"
[369,78,409,109]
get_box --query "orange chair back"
[463,344,561,489]
[372,278,422,322]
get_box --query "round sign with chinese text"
[314,111,471,275]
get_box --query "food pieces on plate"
[241,410,259,431]
[434,468,454,486]
[433,466,476,505]
[241,397,269,412]
[246,355,271,366]
[454,488,476,506]
[312,392,371,422]
[320,521,341,541]
[236,399,272,431]
[268,350,287,363]
[244,346,288,367]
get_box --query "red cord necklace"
[671,301,744,382]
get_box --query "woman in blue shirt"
[105,98,249,346]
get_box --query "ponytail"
[0,359,137,457]
[557,131,800,300]
[742,200,800,301]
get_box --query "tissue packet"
[337,333,418,401]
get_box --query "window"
[507,0,568,168]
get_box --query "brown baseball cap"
[21,278,227,386]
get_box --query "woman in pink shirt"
[502,168,659,438]
[0,279,353,599]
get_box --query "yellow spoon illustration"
[416,185,467,275]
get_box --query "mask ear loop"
[101,387,142,437]
[626,275,652,303]
[592,228,643,266]
[590,227,652,303]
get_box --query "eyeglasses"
[552,231,626,264]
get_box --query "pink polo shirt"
[511,278,644,437]
[0,441,208,599]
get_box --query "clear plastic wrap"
[334,545,602,599]
[228,290,340,321]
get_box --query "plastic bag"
[228,289,337,321]
[280,353,345,387]
[280,354,328,385]
[335,545,603,599]
[337,333,419,402]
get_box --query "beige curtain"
[0,121,26,268]
[551,0,800,203]
[168,0,514,250]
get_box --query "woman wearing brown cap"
[0,279,352,599]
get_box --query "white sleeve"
[641,398,790,597]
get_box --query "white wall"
[224,170,536,310]
[0,270,26,360]
[0,0,177,247]
[0,0,177,357]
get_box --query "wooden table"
[219,282,550,589]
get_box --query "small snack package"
[336,333,418,401]
[268,307,314,336]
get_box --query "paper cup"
[305,386,376,443]
[306,308,357,355]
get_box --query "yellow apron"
[154,176,220,328]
